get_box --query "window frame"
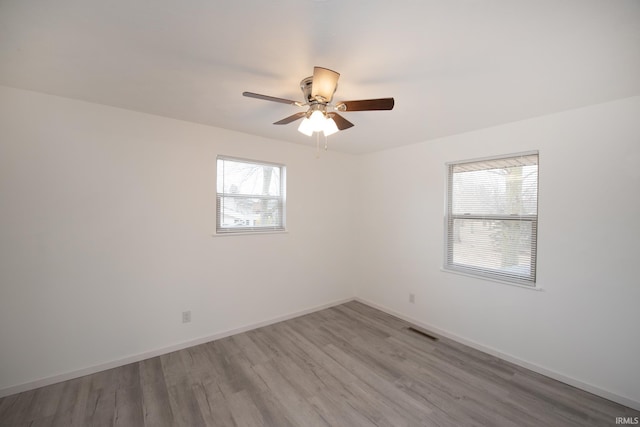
[216,155,286,235]
[443,151,539,288]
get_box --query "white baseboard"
[354,297,640,412]
[0,296,354,399]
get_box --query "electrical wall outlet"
[409,293,415,304]
[182,310,191,323]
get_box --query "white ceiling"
[1,1,639,154]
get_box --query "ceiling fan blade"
[311,67,340,102]
[273,112,307,125]
[328,113,354,131]
[336,98,395,111]
[243,91,300,105]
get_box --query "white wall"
[355,96,640,407]
[2,85,639,409]
[0,86,356,392]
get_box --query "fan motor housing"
[300,76,337,104]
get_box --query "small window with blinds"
[445,152,539,286]
[216,156,286,234]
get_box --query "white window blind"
[216,156,286,234]
[445,152,538,286]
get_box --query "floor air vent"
[407,327,438,341]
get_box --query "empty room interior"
[1,1,639,426]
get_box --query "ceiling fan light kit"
[243,66,394,143]
[297,103,339,137]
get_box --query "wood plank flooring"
[1,301,638,426]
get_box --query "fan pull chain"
[315,132,320,158]
[324,134,328,151]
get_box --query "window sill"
[440,268,543,291]
[212,230,289,237]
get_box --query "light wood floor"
[1,301,638,426]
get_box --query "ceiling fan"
[243,66,394,137]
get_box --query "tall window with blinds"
[445,152,539,286]
[216,156,286,234]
